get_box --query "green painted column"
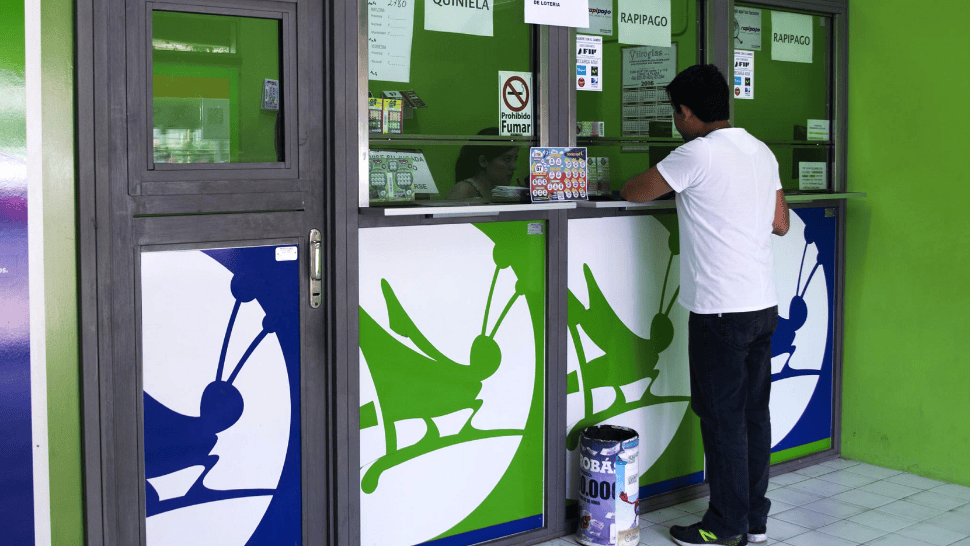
[42,1,84,541]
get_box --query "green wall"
[844,1,970,487]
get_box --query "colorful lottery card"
[529,147,589,202]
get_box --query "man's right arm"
[772,189,789,236]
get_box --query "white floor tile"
[817,469,880,489]
[767,487,825,507]
[768,499,796,516]
[830,489,896,509]
[925,511,970,535]
[816,519,887,543]
[847,508,919,533]
[843,463,904,480]
[893,521,969,546]
[563,461,969,546]
[857,480,924,499]
[771,506,841,529]
[793,465,839,478]
[953,503,970,516]
[818,458,861,470]
[801,498,869,518]
[930,484,970,503]
[875,499,949,521]
[639,506,690,524]
[784,529,861,546]
[906,491,970,512]
[763,517,812,541]
[669,497,709,515]
[865,533,940,546]
[638,525,673,546]
[788,477,855,498]
[884,473,948,490]
[770,472,813,487]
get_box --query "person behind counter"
[620,64,790,546]
[447,128,519,202]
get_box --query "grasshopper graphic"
[772,220,827,381]
[566,219,690,451]
[360,265,525,494]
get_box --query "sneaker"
[669,522,748,546]
[747,525,767,543]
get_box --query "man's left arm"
[620,166,674,203]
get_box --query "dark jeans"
[688,306,778,537]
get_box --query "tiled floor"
[541,458,970,546]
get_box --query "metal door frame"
[77,0,334,544]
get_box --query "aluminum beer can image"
[576,425,639,546]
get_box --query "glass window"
[367,0,536,205]
[733,6,833,192]
[574,0,702,199]
[152,11,283,165]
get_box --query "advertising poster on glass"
[0,1,35,543]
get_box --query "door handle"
[309,229,322,308]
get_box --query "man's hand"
[620,166,674,203]
[772,189,789,236]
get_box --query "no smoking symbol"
[503,76,530,112]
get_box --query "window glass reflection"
[152,11,283,165]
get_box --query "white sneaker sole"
[748,532,767,543]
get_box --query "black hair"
[665,64,730,123]
[454,128,517,182]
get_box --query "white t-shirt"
[656,127,781,314]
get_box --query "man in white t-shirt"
[621,65,789,546]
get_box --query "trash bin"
[576,425,639,546]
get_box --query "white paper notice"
[622,45,677,87]
[525,0,590,28]
[618,0,670,47]
[577,35,603,91]
[368,0,415,82]
[807,119,830,141]
[771,11,813,64]
[733,50,754,100]
[734,6,762,51]
[369,150,439,193]
[799,162,827,190]
[578,0,613,36]
[426,0,493,37]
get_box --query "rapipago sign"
[771,11,813,63]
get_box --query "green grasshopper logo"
[566,216,690,450]
[359,229,541,495]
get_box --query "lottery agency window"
[573,0,702,200]
[733,5,834,192]
[366,0,537,206]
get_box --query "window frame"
[127,0,300,196]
